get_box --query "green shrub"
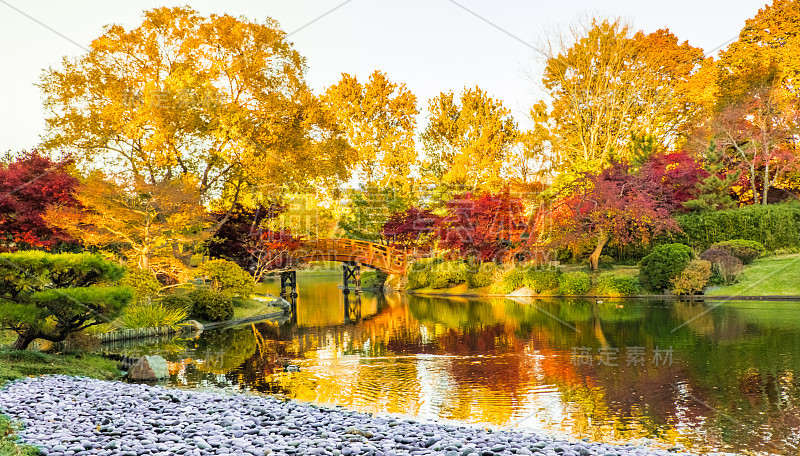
[410,257,444,270]
[361,270,388,289]
[595,273,640,296]
[558,271,591,295]
[467,263,496,288]
[188,289,234,322]
[710,239,765,264]
[671,259,712,295]
[118,268,161,303]
[525,268,561,293]
[119,302,188,330]
[638,243,693,292]
[407,268,431,289]
[674,202,800,252]
[489,266,527,294]
[198,259,254,297]
[598,254,615,266]
[429,261,469,289]
[159,293,193,310]
[700,248,744,285]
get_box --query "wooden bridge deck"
[292,239,407,275]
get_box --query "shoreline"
[405,289,800,301]
[0,376,697,456]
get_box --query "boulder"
[508,286,536,297]
[383,273,407,291]
[128,355,169,381]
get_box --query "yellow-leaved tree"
[421,86,519,192]
[324,71,418,191]
[541,18,707,175]
[39,6,350,209]
[44,174,209,282]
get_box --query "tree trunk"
[750,163,760,205]
[589,232,609,271]
[11,334,35,350]
[762,161,770,205]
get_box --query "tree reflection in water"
[131,275,800,455]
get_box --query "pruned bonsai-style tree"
[0,251,132,350]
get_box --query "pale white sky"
[0,0,768,152]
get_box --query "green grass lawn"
[706,253,800,296]
[232,298,283,320]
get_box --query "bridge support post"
[343,291,361,324]
[280,270,298,298]
[342,262,361,293]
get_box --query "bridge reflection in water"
[153,276,800,456]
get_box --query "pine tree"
[683,142,739,212]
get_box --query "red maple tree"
[0,151,79,250]
[382,206,441,251]
[436,190,529,262]
[554,162,678,270]
[639,151,706,209]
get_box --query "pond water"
[125,274,800,455]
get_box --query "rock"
[0,376,703,456]
[183,320,204,332]
[344,427,373,438]
[507,287,537,297]
[128,355,170,380]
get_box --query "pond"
[123,273,800,455]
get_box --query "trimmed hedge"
[674,202,800,252]
[467,263,496,288]
[490,266,526,294]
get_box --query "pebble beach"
[0,376,698,456]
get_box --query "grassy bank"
[0,340,121,456]
[232,298,283,320]
[706,254,800,296]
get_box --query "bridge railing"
[293,238,407,274]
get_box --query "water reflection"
[128,274,800,455]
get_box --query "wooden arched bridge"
[278,238,409,297]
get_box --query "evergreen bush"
[525,268,561,293]
[198,259,254,298]
[467,263,496,288]
[118,268,161,304]
[558,271,591,295]
[159,293,194,310]
[407,268,431,289]
[595,273,640,296]
[188,289,233,322]
[361,270,388,289]
[638,243,693,292]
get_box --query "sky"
[0,0,770,153]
